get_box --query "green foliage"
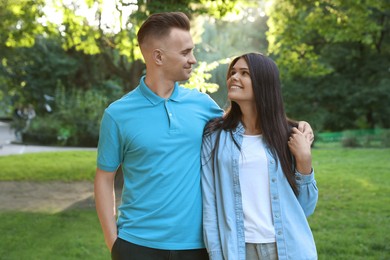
[267,0,389,78]
[341,131,361,148]
[0,0,48,48]
[0,151,97,181]
[0,0,252,119]
[183,60,221,93]
[6,0,389,138]
[316,129,390,148]
[381,129,390,147]
[268,0,390,131]
[1,37,80,110]
[25,84,109,146]
[60,2,101,55]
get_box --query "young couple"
[95,12,318,260]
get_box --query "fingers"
[289,127,308,145]
[297,121,308,133]
[291,127,301,134]
[307,132,315,144]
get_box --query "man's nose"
[189,53,197,64]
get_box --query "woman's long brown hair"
[204,53,299,195]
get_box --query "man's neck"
[144,74,175,99]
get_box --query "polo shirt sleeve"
[205,94,224,119]
[97,111,123,172]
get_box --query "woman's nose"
[231,73,239,81]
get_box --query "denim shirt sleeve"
[295,169,318,217]
[201,134,224,260]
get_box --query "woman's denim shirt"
[201,123,318,260]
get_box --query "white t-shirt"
[239,134,276,243]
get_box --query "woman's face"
[227,57,255,104]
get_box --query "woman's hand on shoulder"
[288,127,312,174]
[297,121,314,145]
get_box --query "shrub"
[24,84,110,147]
[381,129,390,147]
[341,131,360,148]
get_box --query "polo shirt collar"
[139,76,180,105]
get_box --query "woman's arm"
[201,134,224,260]
[288,127,318,216]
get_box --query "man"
[94,12,313,260]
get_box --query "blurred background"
[0,1,389,259]
[1,0,389,148]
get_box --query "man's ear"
[153,49,163,65]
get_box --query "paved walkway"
[0,121,99,212]
[0,121,96,156]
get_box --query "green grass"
[0,148,389,259]
[0,210,110,260]
[0,151,97,181]
[309,147,390,259]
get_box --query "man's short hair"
[137,12,190,46]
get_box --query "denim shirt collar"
[232,122,245,135]
[139,75,180,105]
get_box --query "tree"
[0,0,253,145]
[0,0,246,106]
[267,0,390,130]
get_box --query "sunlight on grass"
[0,151,97,181]
[0,148,389,259]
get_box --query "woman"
[201,53,318,260]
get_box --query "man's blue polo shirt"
[97,76,223,250]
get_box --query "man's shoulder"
[108,88,141,106]
[177,86,214,102]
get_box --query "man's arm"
[94,168,117,251]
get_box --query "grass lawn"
[0,210,110,260]
[0,147,389,259]
[0,151,97,181]
[309,148,390,259]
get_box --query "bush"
[341,131,360,148]
[24,84,110,147]
[381,129,390,147]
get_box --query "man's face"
[160,28,197,82]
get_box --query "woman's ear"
[153,49,163,65]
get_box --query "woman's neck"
[240,103,262,135]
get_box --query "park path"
[0,181,95,212]
[0,121,99,212]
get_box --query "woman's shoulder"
[204,117,224,135]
